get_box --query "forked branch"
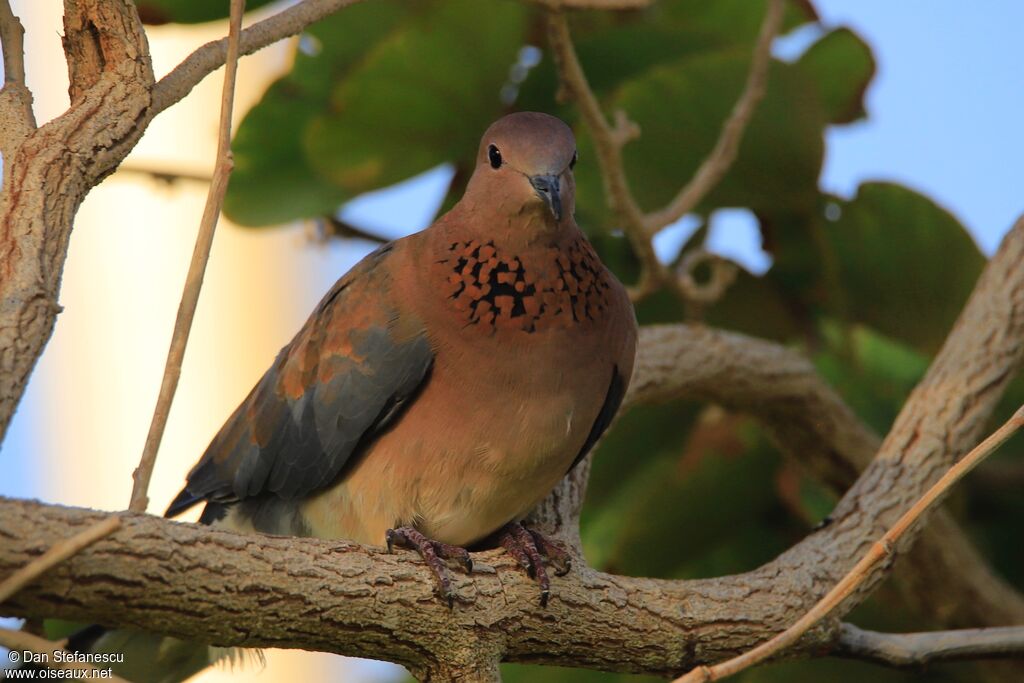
[547,0,783,300]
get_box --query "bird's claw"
[497,522,571,607]
[385,527,473,606]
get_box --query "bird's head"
[464,112,578,228]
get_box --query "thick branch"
[836,623,1024,668]
[1,498,830,679]
[150,0,365,117]
[0,0,154,441]
[4,211,1024,674]
[631,322,1024,631]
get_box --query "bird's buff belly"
[298,393,584,547]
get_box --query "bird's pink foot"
[385,527,473,607]
[497,522,572,607]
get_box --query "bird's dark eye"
[488,144,502,169]
[569,150,578,170]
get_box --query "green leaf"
[587,53,825,221]
[823,183,985,353]
[134,0,277,24]
[658,0,819,44]
[226,81,349,226]
[306,0,526,194]
[814,321,930,435]
[585,412,789,578]
[706,267,808,342]
[225,1,412,226]
[796,27,876,124]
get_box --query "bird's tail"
[62,625,219,683]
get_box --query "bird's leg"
[497,522,572,607]
[527,528,572,576]
[385,527,473,607]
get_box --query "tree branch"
[546,10,655,297]
[0,0,154,441]
[835,623,1024,669]
[547,0,784,301]
[0,0,35,158]
[319,215,389,244]
[150,0,365,117]
[115,164,212,185]
[130,0,245,513]
[641,0,782,234]
[0,516,119,603]
[0,0,26,87]
[632,322,1024,634]
[674,406,1024,683]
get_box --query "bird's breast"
[433,235,617,335]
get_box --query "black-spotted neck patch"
[438,238,613,334]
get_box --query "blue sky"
[810,0,1023,254]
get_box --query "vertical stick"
[129,0,247,513]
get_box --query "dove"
[63,111,637,683]
[166,110,638,604]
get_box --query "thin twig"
[0,628,131,683]
[673,405,1024,683]
[546,11,658,298]
[0,0,26,86]
[129,0,247,513]
[643,0,784,234]
[0,517,120,603]
[151,0,364,117]
[117,164,213,185]
[675,248,738,306]
[835,623,1024,668]
[546,0,783,302]
[319,216,389,244]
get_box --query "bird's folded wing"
[166,243,434,517]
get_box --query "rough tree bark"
[2,218,1023,679]
[0,0,154,438]
[1,0,1024,680]
[632,325,1024,629]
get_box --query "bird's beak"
[529,174,563,221]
